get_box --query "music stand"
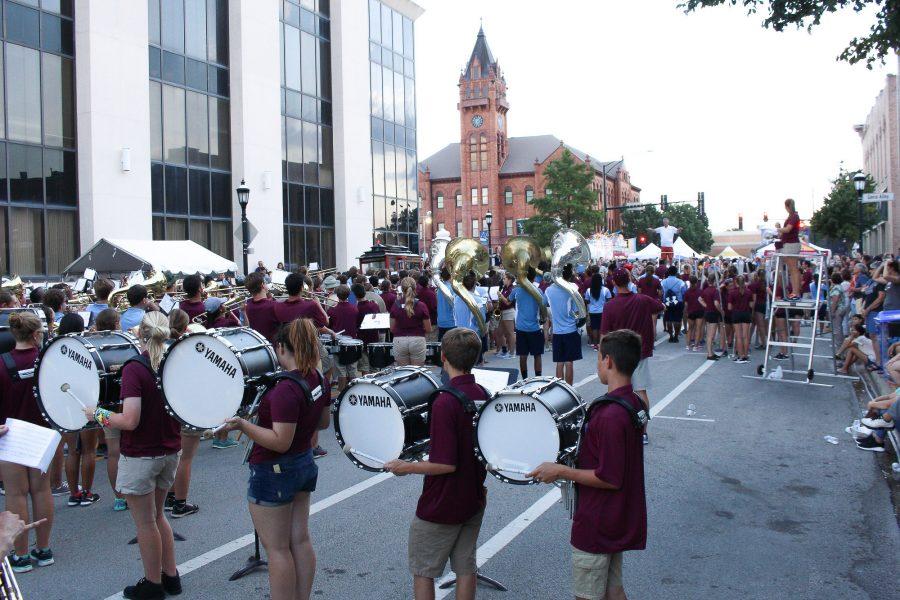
[229,531,267,581]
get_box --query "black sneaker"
[80,490,100,506]
[29,548,54,567]
[171,501,199,519]
[313,446,327,458]
[123,577,165,600]
[856,436,885,453]
[706,354,719,361]
[773,353,789,361]
[67,492,82,507]
[164,491,175,512]
[162,570,182,595]
[8,554,32,573]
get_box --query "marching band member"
[546,264,582,385]
[384,328,488,600]
[380,279,397,309]
[529,330,647,600]
[245,272,281,344]
[452,273,491,365]
[94,308,129,512]
[494,272,517,359]
[120,285,158,333]
[85,312,182,600]
[390,277,432,367]
[728,275,754,363]
[683,276,705,352]
[42,288,67,324]
[353,283,380,374]
[0,312,55,573]
[177,275,206,325]
[327,285,360,391]
[435,268,456,341]
[748,269,768,350]
[205,297,241,329]
[699,274,724,360]
[510,267,545,379]
[85,278,114,328]
[584,271,612,351]
[223,319,330,600]
[661,266,686,344]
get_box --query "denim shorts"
[247,450,317,507]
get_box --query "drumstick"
[488,464,534,477]
[344,446,387,466]
[60,383,89,410]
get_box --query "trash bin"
[874,310,900,366]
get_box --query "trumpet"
[110,270,167,309]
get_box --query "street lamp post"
[237,179,250,275]
[485,211,493,265]
[853,172,866,255]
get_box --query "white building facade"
[1,0,421,276]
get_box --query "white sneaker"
[861,417,894,430]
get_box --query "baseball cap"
[204,296,225,312]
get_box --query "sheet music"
[0,419,61,474]
[159,294,177,315]
[83,268,96,280]
[309,262,319,270]
[471,368,512,395]
[360,313,390,330]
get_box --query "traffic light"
[697,192,705,216]
[638,234,647,248]
[660,194,668,211]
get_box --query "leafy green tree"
[622,202,715,253]
[523,150,604,247]
[810,169,879,244]
[680,0,900,67]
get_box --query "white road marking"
[653,415,716,423]
[434,488,562,599]
[100,472,394,600]
[650,359,715,418]
[574,374,597,388]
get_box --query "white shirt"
[855,335,876,362]
[654,225,678,247]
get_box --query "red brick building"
[418,28,641,252]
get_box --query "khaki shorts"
[394,336,427,365]
[501,308,516,321]
[334,360,358,378]
[102,426,120,440]
[116,452,180,496]
[408,509,484,578]
[358,350,371,373]
[572,548,623,600]
[631,358,651,393]
[318,340,335,374]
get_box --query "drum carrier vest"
[1,352,34,382]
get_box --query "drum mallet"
[60,383,89,410]
[344,446,387,466]
[488,464,535,478]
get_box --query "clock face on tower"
[471,114,484,128]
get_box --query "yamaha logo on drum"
[494,403,503,413]
[348,395,358,405]
[61,344,92,371]
[200,345,237,379]
[195,342,206,353]
[495,402,536,413]
[60,344,68,355]
[348,393,392,408]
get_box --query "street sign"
[233,220,259,243]
[862,192,894,204]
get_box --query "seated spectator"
[855,390,897,452]
[838,323,878,374]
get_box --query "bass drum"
[159,327,277,430]
[0,307,48,354]
[333,366,439,471]
[424,341,442,367]
[34,331,141,432]
[366,342,394,370]
[474,377,584,484]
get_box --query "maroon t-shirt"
[700,286,721,313]
[245,297,281,342]
[416,374,488,524]
[249,370,330,464]
[390,300,430,337]
[782,212,800,243]
[570,384,646,554]
[747,280,765,306]
[211,312,241,328]
[727,288,753,312]
[380,290,397,310]
[327,302,359,338]
[600,292,664,359]
[655,266,667,279]
[273,298,327,329]
[178,299,205,324]
[416,285,438,322]
[680,273,691,282]
[636,276,660,298]
[720,285,733,316]
[355,300,380,344]
[684,287,702,315]
[0,347,40,426]
[500,284,516,309]
[119,352,181,457]
[801,270,812,294]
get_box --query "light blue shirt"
[612,282,638,296]
[120,307,145,331]
[546,283,576,334]
[452,289,485,333]
[661,276,686,302]
[510,285,544,332]
[583,286,612,314]
[436,289,455,328]
[86,302,108,326]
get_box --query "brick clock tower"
[457,27,509,242]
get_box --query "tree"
[810,169,879,245]
[522,150,604,247]
[679,0,900,68]
[622,202,715,253]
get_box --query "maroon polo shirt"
[571,384,646,554]
[327,301,359,338]
[747,280,765,306]
[700,286,720,313]
[684,286,702,315]
[782,212,800,243]
[720,285,733,316]
[380,290,397,310]
[390,300,430,337]
[245,297,281,342]
[355,299,380,344]
[801,270,812,294]
[600,292,664,359]
[273,297,327,329]
[727,288,753,312]
[249,370,330,464]
[119,351,181,457]
[178,298,205,323]
[636,276,660,298]
[0,347,40,426]
[416,285,438,322]
[211,311,241,328]
[416,374,488,524]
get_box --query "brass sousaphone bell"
[445,237,490,336]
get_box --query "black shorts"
[723,313,733,325]
[552,331,583,363]
[774,308,786,319]
[688,310,704,320]
[731,311,752,324]
[515,329,545,357]
[589,313,602,330]
[754,304,767,315]
[704,312,721,324]
[664,304,684,323]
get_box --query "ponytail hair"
[737,275,746,292]
[168,308,189,339]
[275,318,319,375]
[8,312,41,344]
[139,311,170,371]
[400,277,416,318]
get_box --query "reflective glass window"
[207,0,227,65]
[209,171,230,217]
[41,53,74,148]
[208,96,230,170]
[43,148,75,205]
[186,90,209,166]
[184,0,206,59]
[162,85,186,164]
[161,0,184,52]
[5,2,39,47]
[10,207,44,273]
[164,165,188,214]
[8,143,42,203]
[149,82,163,160]
[6,44,41,143]
[188,168,210,215]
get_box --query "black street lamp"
[484,210,493,264]
[853,172,866,255]
[237,179,250,275]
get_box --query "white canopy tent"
[63,238,239,277]
[628,243,661,261]
[672,237,701,259]
[717,246,742,259]
[754,240,832,259]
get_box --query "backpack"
[663,284,681,307]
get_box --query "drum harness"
[564,394,648,519]
[0,352,34,382]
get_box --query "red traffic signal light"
[638,235,647,245]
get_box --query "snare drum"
[333,366,439,471]
[159,327,277,430]
[336,336,363,365]
[474,376,585,484]
[319,334,337,355]
[366,341,394,370]
[34,331,141,432]
[425,341,442,367]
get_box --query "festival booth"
[628,243,661,261]
[587,232,629,262]
[754,240,831,259]
[717,246,742,259]
[63,238,239,278]
[358,243,423,273]
[672,237,701,259]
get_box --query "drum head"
[476,394,561,483]
[160,332,245,429]
[336,381,404,469]
[36,336,99,431]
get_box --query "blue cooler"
[874,310,900,366]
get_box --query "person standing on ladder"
[648,218,681,264]
[778,199,803,300]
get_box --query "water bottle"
[686,404,696,417]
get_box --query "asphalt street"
[15,324,900,600]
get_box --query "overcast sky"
[413,0,893,233]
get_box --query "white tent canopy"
[628,243,661,261]
[754,240,832,259]
[672,237,701,259]
[63,238,239,277]
[717,246,742,259]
